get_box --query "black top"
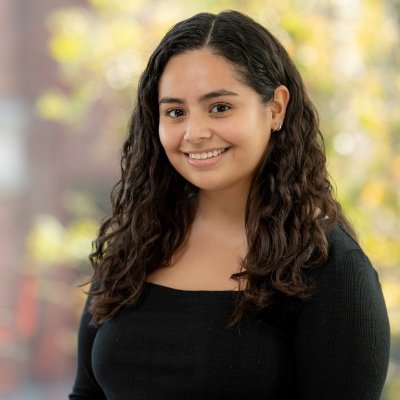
[69,225,390,399]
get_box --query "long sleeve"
[69,293,106,400]
[293,248,390,399]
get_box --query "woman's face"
[158,49,274,195]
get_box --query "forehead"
[158,49,245,98]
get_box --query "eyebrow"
[158,89,238,105]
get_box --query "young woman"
[70,10,390,400]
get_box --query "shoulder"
[309,223,377,280]
[326,223,363,257]
[292,224,390,398]
[303,223,383,306]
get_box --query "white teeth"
[188,148,227,160]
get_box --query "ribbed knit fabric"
[69,225,390,399]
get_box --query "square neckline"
[145,281,244,295]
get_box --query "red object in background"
[0,275,39,393]
[15,275,38,339]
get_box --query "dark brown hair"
[88,10,355,327]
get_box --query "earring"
[272,122,282,132]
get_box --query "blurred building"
[0,0,117,397]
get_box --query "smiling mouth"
[186,148,229,160]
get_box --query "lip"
[184,148,230,168]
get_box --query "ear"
[270,85,290,132]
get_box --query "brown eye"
[210,103,231,113]
[167,109,185,118]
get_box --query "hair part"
[88,10,355,328]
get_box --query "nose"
[183,115,211,143]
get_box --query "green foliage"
[27,214,98,265]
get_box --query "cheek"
[158,124,173,152]
[253,134,272,163]
[158,125,184,165]
[259,130,272,148]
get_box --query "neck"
[196,183,249,229]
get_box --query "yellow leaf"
[361,181,385,208]
[36,90,69,120]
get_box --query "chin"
[190,179,238,193]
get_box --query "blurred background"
[0,0,399,398]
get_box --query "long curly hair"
[88,10,355,327]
